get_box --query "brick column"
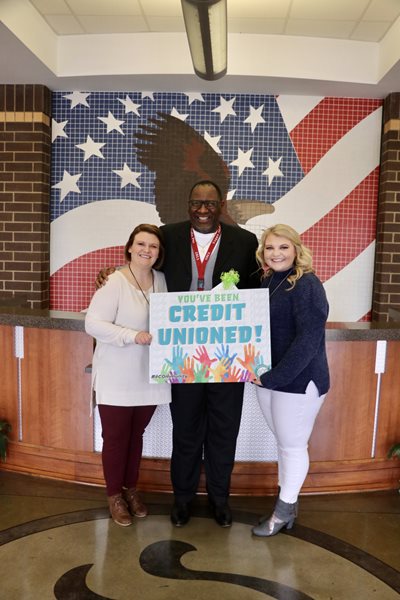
[372,93,400,321]
[0,85,51,309]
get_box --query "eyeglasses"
[189,200,220,209]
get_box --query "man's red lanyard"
[190,226,221,290]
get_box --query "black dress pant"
[170,381,244,504]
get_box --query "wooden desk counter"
[1,307,399,495]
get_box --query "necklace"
[128,263,154,305]
[266,269,293,298]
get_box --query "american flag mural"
[50,92,382,321]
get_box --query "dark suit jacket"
[160,221,260,292]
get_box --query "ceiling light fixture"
[181,0,227,81]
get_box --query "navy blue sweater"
[259,269,330,395]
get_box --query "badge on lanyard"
[190,226,221,291]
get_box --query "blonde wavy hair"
[256,224,314,287]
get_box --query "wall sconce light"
[181,0,227,81]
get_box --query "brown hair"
[124,224,165,270]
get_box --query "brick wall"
[0,85,51,309]
[373,93,400,321]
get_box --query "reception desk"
[1,306,400,495]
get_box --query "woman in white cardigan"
[85,224,170,527]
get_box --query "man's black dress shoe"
[213,503,232,527]
[170,502,190,527]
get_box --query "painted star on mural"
[263,157,284,185]
[51,119,68,142]
[204,132,222,154]
[244,105,265,132]
[76,135,105,161]
[186,92,205,105]
[170,108,189,121]
[63,91,90,109]
[230,148,255,176]
[113,163,141,189]
[212,96,236,123]
[52,170,82,201]
[118,95,141,116]
[98,111,125,134]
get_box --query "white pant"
[256,381,326,504]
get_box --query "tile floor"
[0,471,399,599]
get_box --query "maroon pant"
[98,404,156,497]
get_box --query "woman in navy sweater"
[252,224,330,537]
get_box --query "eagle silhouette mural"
[134,112,274,226]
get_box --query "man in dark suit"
[162,180,259,527]
[96,180,259,527]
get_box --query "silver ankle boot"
[252,498,297,537]
[258,488,298,524]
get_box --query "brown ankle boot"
[124,488,148,518]
[107,493,132,526]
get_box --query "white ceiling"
[2,0,400,96]
[27,0,400,41]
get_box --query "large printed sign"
[149,288,270,384]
